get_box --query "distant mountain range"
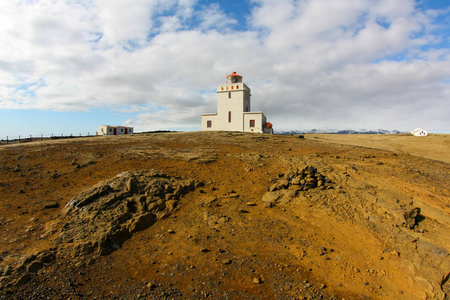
[275,129,405,135]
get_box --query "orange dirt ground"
[0,131,449,299]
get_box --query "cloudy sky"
[0,0,449,137]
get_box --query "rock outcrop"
[262,166,332,207]
[56,170,198,257]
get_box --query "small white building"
[98,125,133,136]
[410,128,428,136]
[201,72,273,133]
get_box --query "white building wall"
[116,126,133,135]
[98,125,133,136]
[214,83,251,132]
[244,113,266,133]
[98,125,109,135]
[201,114,218,131]
[411,128,428,136]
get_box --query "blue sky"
[0,0,449,138]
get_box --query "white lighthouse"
[201,72,272,133]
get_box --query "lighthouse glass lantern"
[226,72,243,84]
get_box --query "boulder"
[404,207,421,229]
[262,191,282,208]
[276,179,290,190]
[305,177,317,188]
[165,200,178,212]
[262,201,273,208]
[268,183,278,192]
[291,177,301,185]
[279,190,297,204]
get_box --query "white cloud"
[197,3,237,31]
[158,15,183,32]
[0,0,449,132]
[95,0,157,46]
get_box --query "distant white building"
[410,128,428,136]
[98,125,133,136]
[201,72,273,133]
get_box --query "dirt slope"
[0,132,449,299]
[310,133,450,163]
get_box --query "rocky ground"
[0,131,448,299]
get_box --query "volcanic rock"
[55,170,197,257]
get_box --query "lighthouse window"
[228,111,231,123]
[237,85,239,89]
[250,120,255,127]
[207,120,212,128]
[228,92,231,99]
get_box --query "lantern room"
[226,71,243,84]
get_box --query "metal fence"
[0,133,97,145]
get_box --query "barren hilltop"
[0,132,449,299]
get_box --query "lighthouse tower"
[201,72,272,133]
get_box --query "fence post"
[41,134,43,141]
[6,136,8,144]
[19,135,21,142]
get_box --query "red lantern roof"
[226,71,242,78]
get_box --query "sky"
[0,0,449,138]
